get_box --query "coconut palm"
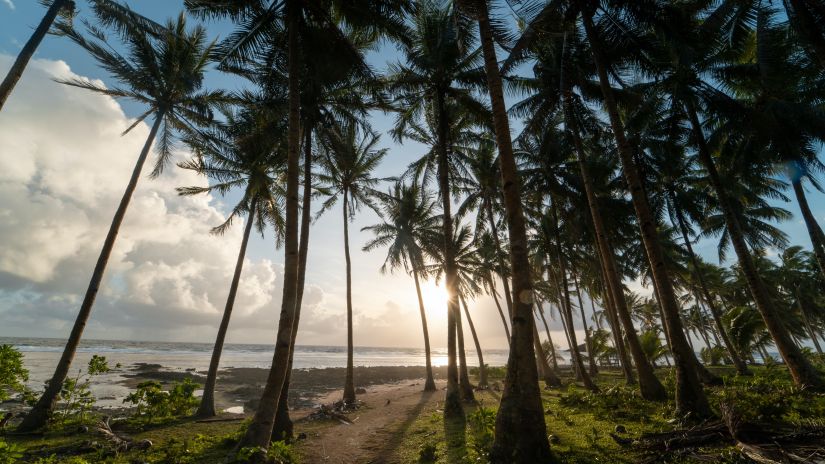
[0,0,74,111]
[177,108,287,418]
[362,182,441,392]
[386,0,485,418]
[187,0,410,448]
[317,125,387,405]
[18,12,222,431]
[510,0,711,416]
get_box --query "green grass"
[4,365,825,463]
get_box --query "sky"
[0,1,823,351]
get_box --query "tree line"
[1,0,824,462]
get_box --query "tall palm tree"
[187,0,410,449]
[18,12,221,431]
[362,182,441,392]
[0,0,74,111]
[178,109,286,418]
[452,0,554,457]
[317,126,387,405]
[386,0,484,418]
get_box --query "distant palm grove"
[2,0,825,462]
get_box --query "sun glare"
[421,281,450,310]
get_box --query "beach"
[0,337,510,414]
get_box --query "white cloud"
[0,55,286,342]
[2,0,15,11]
[0,54,515,350]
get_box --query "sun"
[421,281,450,310]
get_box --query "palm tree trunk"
[239,6,302,448]
[197,201,257,418]
[485,198,513,316]
[550,202,597,391]
[342,192,356,405]
[0,0,70,111]
[435,91,462,419]
[488,278,511,342]
[583,14,709,417]
[536,303,558,371]
[684,101,822,389]
[573,275,598,377]
[672,197,749,374]
[532,308,562,387]
[18,107,166,431]
[567,92,665,396]
[272,125,314,441]
[476,5,552,461]
[460,296,487,388]
[796,288,823,355]
[791,179,825,281]
[455,295,475,400]
[413,269,437,391]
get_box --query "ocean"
[0,337,512,408]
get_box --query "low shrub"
[124,378,199,425]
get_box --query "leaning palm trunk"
[455,298,476,400]
[0,0,71,111]
[460,297,487,388]
[565,88,666,397]
[18,108,166,431]
[796,289,823,355]
[413,269,437,391]
[532,306,562,387]
[671,196,749,375]
[273,131,314,440]
[684,101,823,389]
[583,14,710,417]
[342,192,356,405]
[485,198,514,316]
[792,180,825,281]
[488,278,511,342]
[536,301,559,371]
[573,275,598,376]
[435,93,462,418]
[550,203,597,391]
[239,9,302,448]
[474,3,552,461]
[197,202,257,418]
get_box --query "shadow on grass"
[443,412,467,464]
[371,390,436,464]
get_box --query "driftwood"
[306,403,354,425]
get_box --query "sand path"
[296,380,446,464]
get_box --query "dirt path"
[295,380,446,464]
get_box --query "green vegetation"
[1,0,825,461]
[123,378,200,426]
[0,344,28,402]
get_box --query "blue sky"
[0,1,823,349]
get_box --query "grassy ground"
[3,364,824,463]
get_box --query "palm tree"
[455,0,554,457]
[423,222,483,398]
[362,182,441,392]
[18,12,221,431]
[0,0,74,111]
[187,0,410,449]
[178,109,286,418]
[317,126,387,405]
[511,25,667,400]
[386,0,484,418]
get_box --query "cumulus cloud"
[0,55,517,349]
[0,55,289,342]
[2,0,14,11]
